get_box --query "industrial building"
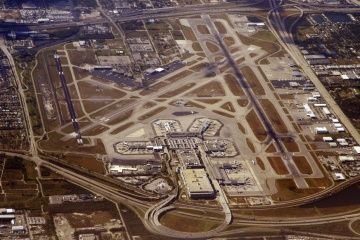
[304,54,330,65]
[180,168,215,199]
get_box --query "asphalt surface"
[54,53,82,140]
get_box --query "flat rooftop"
[181,168,214,197]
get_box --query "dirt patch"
[68,49,98,66]
[160,210,220,233]
[246,109,267,142]
[139,70,193,96]
[172,30,185,40]
[223,36,235,47]
[293,156,312,175]
[240,66,265,96]
[110,122,135,135]
[73,67,90,80]
[214,21,227,34]
[265,143,277,153]
[159,83,196,98]
[220,102,235,112]
[259,99,288,134]
[63,153,105,174]
[197,25,210,34]
[190,62,208,72]
[237,122,245,134]
[166,70,193,83]
[139,82,168,96]
[237,99,248,107]
[282,137,299,152]
[256,157,265,170]
[181,25,197,41]
[196,98,221,104]
[83,100,114,114]
[187,81,225,97]
[305,177,332,188]
[212,110,234,118]
[249,52,257,58]
[89,100,134,120]
[351,220,360,235]
[236,57,245,65]
[272,179,320,202]
[77,81,126,99]
[206,42,219,53]
[237,31,280,56]
[143,101,157,109]
[82,124,109,136]
[184,101,206,109]
[279,93,295,100]
[39,132,106,154]
[106,109,134,126]
[268,157,289,175]
[138,106,167,121]
[65,211,114,228]
[192,42,203,52]
[61,118,92,134]
[224,74,245,96]
[246,138,256,153]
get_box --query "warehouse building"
[304,54,330,65]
